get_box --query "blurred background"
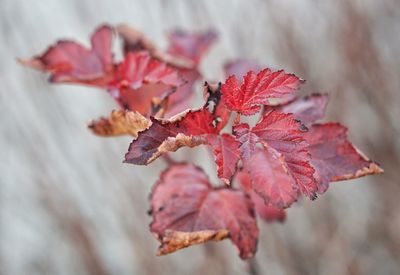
[1,0,400,274]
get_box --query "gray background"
[1,0,400,274]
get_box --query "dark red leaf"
[235,171,286,222]
[124,109,217,165]
[276,93,329,126]
[231,111,317,207]
[304,123,383,193]
[150,163,258,259]
[252,111,317,200]
[221,69,303,115]
[19,25,115,87]
[124,83,237,183]
[245,147,299,208]
[207,134,241,184]
[167,29,218,65]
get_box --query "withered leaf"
[88,110,151,138]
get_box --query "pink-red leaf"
[167,29,218,65]
[224,59,261,79]
[304,123,383,193]
[252,110,317,200]
[150,163,258,259]
[244,147,299,208]
[20,25,114,87]
[221,69,302,115]
[276,93,329,126]
[113,51,185,90]
[207,134,241,184]
[235,171,286,222]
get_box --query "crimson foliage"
[20,24,383,259]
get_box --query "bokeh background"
[1,0,400,274]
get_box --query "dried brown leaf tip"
[157,229,229,256]
[88,110,151,138]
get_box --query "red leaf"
[276,93,329,126]
[245,147,299,208]
[19,25,115,87]
[124,109,217,165]
[150,163,258,259]
[304,123,383,193]
[167,29,218,65]
[113,84,170,116]
[235,171,286,222]
[207,134,241,184]
[164,68,201,118]
[231,111,317,207]
[113,51,185,90]
[224,59,261,79]
[221,69,302,115]
[252,111,317,200]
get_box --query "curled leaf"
[157,229,229,256]
[88,110,151,138]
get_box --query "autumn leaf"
[232,110,317,207]
[116,24,157,56]
[124,83,238,183]
[224,59,261,79]
[88,110,151,138]
[167,29,218,65]
[112,51,186,90]
[150,163,258,259]
[235,171,286,223]
[304,122,383,193]
[275,93,329,126]
[221,69,303,115]
[19,25,115,87]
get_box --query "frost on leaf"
[19,25,115,87]
[88,110,151,138]
[304,123,383,193]
[150,163,258,259]
[221,69,303,115]
[235,171,286,223]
